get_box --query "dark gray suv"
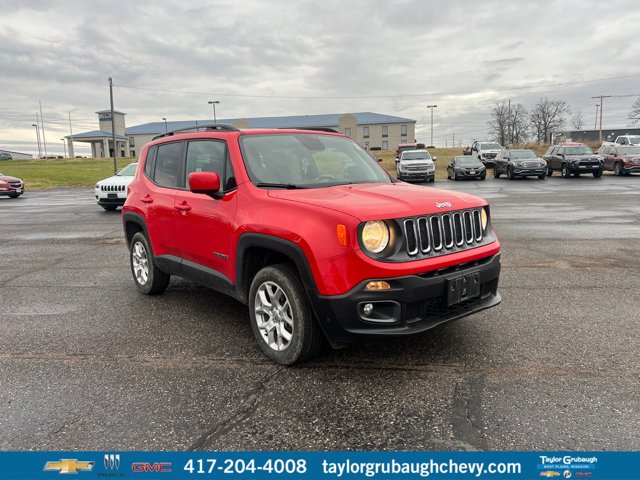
[494,149,546,180]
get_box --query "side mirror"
[558,153,565,158]
[395,157,400,163]
[377,158,383,163]
[432,156,438,161]
[189,171,221,199]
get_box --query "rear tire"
[249,263,323,365]
[129,232,170,295]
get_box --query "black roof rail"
[152,123,239,140]
[280,127,340,133]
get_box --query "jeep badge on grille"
[435,202,452,208]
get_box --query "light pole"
[32,123,42,158]
[208,100,220,124]
[427,105,437,147]
[162,117,167,131]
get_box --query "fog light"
[365,281,391,291]
[363,303,373,316]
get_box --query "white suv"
[95,162,137,211]
[396,149,436,183]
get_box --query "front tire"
[547,165,553,176]
[507,166,516,180]
[561,163,571,178]
[249,264,323,365]
[593,169,603,178]
[8,193,21,198]
[538,173,546,180]
[129,232,170,295]
[101,204,118,211]
[614,162,623,176]
[493,168,500,178]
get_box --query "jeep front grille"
[101,185,126,192]
[403,208,485,258]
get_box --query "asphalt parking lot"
[1,175,639,451]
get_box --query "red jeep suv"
[123,125,501,364]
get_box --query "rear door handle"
[141,195,153,204]
[175,202,192,212]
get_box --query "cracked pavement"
[0,175,638,450]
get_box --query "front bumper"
[454,169,485,178]
[96,191,127,207]
[512,167,546,176]
[480,156,497,166]
[623,165,640,174]
[400,170,435,180]
[0,186,23,196]
[310,253,501,345]
[569,164,602,173]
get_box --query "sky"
[1,0,640,156]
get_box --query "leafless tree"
[529,98,569,143]
[510,103,529,144]
[487,101,509,145]
[629,98,640,126]
[572,111,584,130]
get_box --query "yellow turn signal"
[337,224,348,247]
[365,281,391,291]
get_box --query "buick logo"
[435,202,452,208]
[104,454,120,470]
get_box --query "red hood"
[0,175,20,182]
[267,182,487,221]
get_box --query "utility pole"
[68,112,75,158]
[591,95,611,142]
[594,104,599,130]
[426,105,437,147]
[452,133,455,148]
[32,120,42,158]
[109,77,117,174]
[39,101,48,157]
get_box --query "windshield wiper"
[255,182,306,189]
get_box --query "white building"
[67,111,417,158]
[0,149,33,160]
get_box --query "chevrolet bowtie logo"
[44,459,95,474]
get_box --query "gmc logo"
[131,462,172,473]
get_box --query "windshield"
[510,150,537,159]
[480,143,501,150]
[565,146,594,155]
[402,152,431,161]
[454,157,481,166]
[240,134,391,188]
[624,136,640,144]
[116,163,137,176]
[619,146,640,155]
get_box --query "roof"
[66,130,129,140]
[96,110,126,115]
[125,112,415,135]
[0,149,33,155]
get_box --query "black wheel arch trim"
[122,212,149,247]
[235,233,319,303]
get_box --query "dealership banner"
[0,451,636,480]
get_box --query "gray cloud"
[1,0,640,155]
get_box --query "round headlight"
[95,183,100,188]
[361,221,389,253]
[481,208,488,231]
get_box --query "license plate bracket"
[447,272,480,306]
[107,193,118,199]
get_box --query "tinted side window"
[185,140,226,188]
[144,145,157,178]
[154,142,184,188]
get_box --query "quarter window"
[144,146,157,178]
[153,142,183,188]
